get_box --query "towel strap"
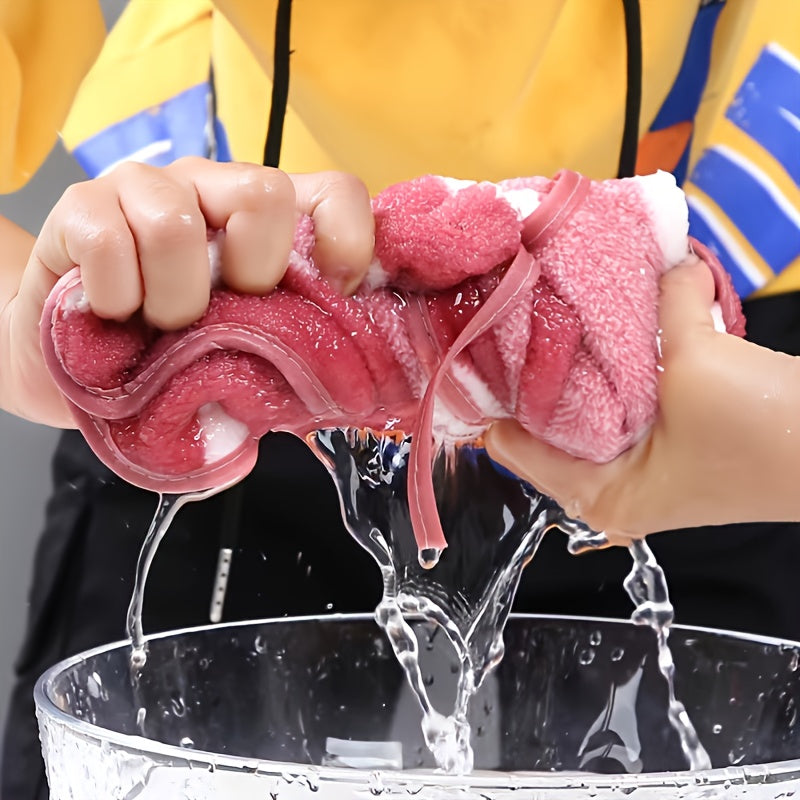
[408,170,591,560]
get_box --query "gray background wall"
[0,0,126,741]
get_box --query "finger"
[33,180,144,320]
[658,256,717,353]
[485,419,620,522]
[290,171,374,294]
[169,158,296,295]
[115,163,210,329]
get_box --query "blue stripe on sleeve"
[72,83,232,178]
[726,45,800,187]
[690,147,800,274]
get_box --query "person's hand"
[1,159,374,427]
[485,256,800,542]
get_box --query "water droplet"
[713,723,722,734]
[610,647,624,662]
[589,630,602,646]
[728,749,746,766]
[198,657,211,670]
[368,771,385,796]
[135,707,146,731]
[130,647,147,670]
[254,635,267,654]
[578,648,595,666]
[179,736,194,749]
[170,694,187,717]
[305,767,320,792]
[418,547,441,569]
[325,603,334,611]
[86,672,102,699]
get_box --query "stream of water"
[126,486,226,670]
[309,427,710,773]
[125,427,710,774]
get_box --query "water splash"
[310,427,587,773]
[122,427,710,776]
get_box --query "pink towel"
[41,169,745,553]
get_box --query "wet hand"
[4,159,374,427]
[485,256,800,541]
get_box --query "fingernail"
[327,271,361,296]
[341,275,363,296]
[327,275,348,295]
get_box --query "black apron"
[4,290,800,800]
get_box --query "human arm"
[485,257,800,540]
[0,158,374,428]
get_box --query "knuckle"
[58,180,89,208]
[237,165,295,209]
[77,225,130,259]
[309,171,370,211]
[168,155,207,173]
[131,193,203,243]
[327,170,370,202]
[106,159,157,183]
[57,181,104,225]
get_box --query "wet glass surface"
[37,614,800,798]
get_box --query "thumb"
[484,420,609,520]
[657,256,718,355]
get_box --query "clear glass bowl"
[36,614,800,798]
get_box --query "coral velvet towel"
[41,169,745,553]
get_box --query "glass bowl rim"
[34,612,800,791]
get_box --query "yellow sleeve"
[0,0,105,193]
[61,0,214,155]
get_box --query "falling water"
[123,427,709,775]
[624,538,712,771]
[310,427,594,773]
[126,486,226,670]
[566,526,711,770]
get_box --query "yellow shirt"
[1,0,798,298]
